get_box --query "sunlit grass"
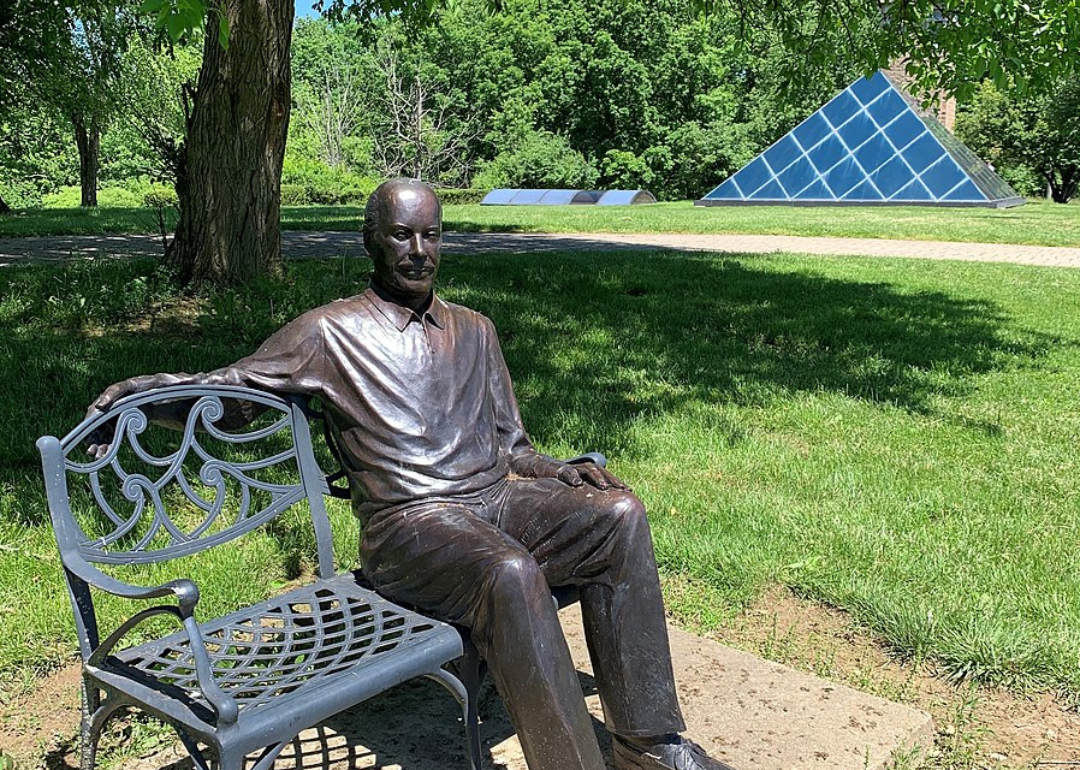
[2,198,1079,246]
[442,198,1080,247]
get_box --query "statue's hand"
[555,462,628,491]
[83,375,163,459]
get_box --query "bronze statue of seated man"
[88,178,738,770]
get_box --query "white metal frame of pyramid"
[695,70,1025,208]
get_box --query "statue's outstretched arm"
[84,311,328,458]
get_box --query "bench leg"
[459,646,485,770]
[80,682,127,770]
[217,748,245,770]
[79,683,99,770]
[426,663,483,770]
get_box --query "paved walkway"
[2,230,1079,268]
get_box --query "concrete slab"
[558,605,934,770]
[133,605,932,770]
[617,616,934,770]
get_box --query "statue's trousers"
[360,476,686,770]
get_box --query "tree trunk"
[1047,168,1078,204]
[74,115,100,208]
[172,0,295,286]
[0,193,10,215]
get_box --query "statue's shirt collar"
[364,283,447,332]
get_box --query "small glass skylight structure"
[696,71,1024,208]
[508,189,547,205]
[571,190,604,204]
[537,189,581,205]
[597,190,657,205]
[480,189,657,206]
[481,189,518,205]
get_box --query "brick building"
[884,59,957,131]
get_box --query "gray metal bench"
[38,385,476,770]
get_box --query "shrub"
[473,130,598,190]
[435,188,487,205]
[282,156,380,205]
[41,186,143,208]
[142,184,179,209]
[281,184,309,205]
[0,179,46,209]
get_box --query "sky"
[296,1,321,18]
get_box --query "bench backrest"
[38,386,338,651]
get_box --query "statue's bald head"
[362,178,443,311]
[363,178,441,242]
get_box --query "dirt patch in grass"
[0,661,80,766]
[3,588,1077,769]
[710,585,1080,769]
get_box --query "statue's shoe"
[612,734,740,770]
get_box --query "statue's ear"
[362,229,376,260]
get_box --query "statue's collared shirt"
[210,285,536,517]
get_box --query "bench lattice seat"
[100,574,462,756]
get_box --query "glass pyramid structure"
[696,71,1024,208]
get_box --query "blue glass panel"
[732,156,773,196]
[822,89,860,128]
[867,89,908,128]
[836,112,877,151]
[510,189,546,204]
[920,158,966,198]
[598,190,642,205]
[763,135,802,174]
[943,179,987,202]
[824,157,862,197]
[842,179,884,201]
[886,111,926,150]
[704,179,742,199]
[571,190,604,204]
[850,72,888,105]
[870,156,913,198]
[891,179,933,201]
[481,189,518,205]
[794,179,832,200]
[807,134,848,173]
[930,123,1019,201]
[777,157,819,196]
[747,178,787,200]
[902,132,947,173]
[853,133,894,173]
[792,112,832,151]
[539,189,580,205]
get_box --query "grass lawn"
[2,198,1080,246]
[445,198,1080,247]
[2,249,1079,711]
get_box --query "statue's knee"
[608,490,648,532]
[489,551,547,601]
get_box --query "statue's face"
[366,185,442,307]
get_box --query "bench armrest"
[565,452,607,467]
[65,556,200,614]
[69,560,240,725]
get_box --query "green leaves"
[690,0,1080,99]
[956,77,1080,202]
[137,0,228,48]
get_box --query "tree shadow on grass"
[0,249,1064,498]
[441,250,1064,458]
